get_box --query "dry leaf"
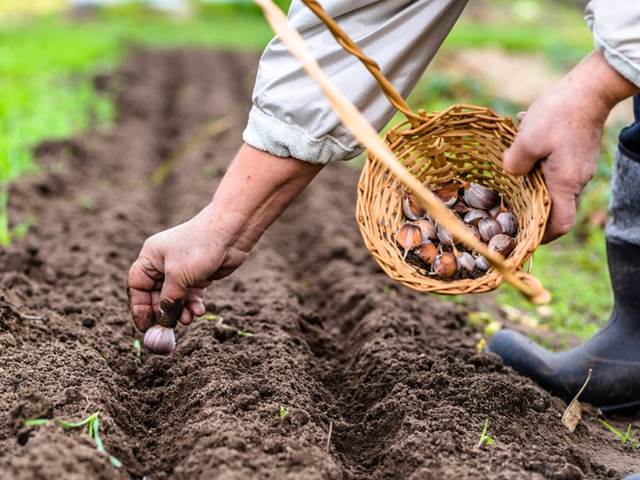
[562,369,592,433]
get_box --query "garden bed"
[0,49,637,479]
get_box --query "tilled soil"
[0,49,639,480]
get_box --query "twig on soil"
[561,368,591,432]
[24,412,122,468]
[325,420,333,452]
[0,299,45,322]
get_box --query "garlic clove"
[432,252,458,279]
[464,183,499,210]
[143,324,176,355]
[433,184,460,208]
[478,217,502,242]
[437,225,454,246]
[452,199,470,215]
[413,218,437,242]
[464,223,482,243]
[474,255,490,271]
[488,204,502,218]
[456,251,475,273]
[488,234,515,258]
[416,242,437,266]
[464,208,489,225]
[496,211,517,236]
[397,223,423,257]
[402,193,425,221]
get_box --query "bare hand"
[127,144,322,333]
[503,51,638,243]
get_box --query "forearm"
[205,144,323,253]
[572,51,638,115]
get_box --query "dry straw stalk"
[255,0,551,304]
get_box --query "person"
[128,0,639,457]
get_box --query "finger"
[127,261,159,332]
[185,288,206,318]
[179,308,193,326]
[516,111,526,122]
[187,300,206,318]
[542,188,577,243]
[151,290,161,321]
[503,134,546,176]
[158,271,187,327]
[131,298,154,332]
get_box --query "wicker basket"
[357,105,551,294]
[257,0,552,302]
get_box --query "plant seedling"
[24,412,122,468]
[24,418,49,427]
[599,419,639,448]
[236,330,255,337]
[477,418,494,447]
[278,405,289,419]
[197,312,222,322]
[133,338,142,359]
[200,314,255,338]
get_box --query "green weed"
[599,420,639,448]
[477,418,494,447]
[25,412,122,467]
[278,405,289,419]
[133,338,141,359]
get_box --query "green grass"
[0,8,274,245]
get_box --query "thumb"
[158,272,187,328]
[503,132,546,176]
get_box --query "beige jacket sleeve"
[585,1,640,87]
[243,0,468,164]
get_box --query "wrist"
[576,50,638,113]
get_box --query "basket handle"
[300,0,422,127]
[255,0,550,305]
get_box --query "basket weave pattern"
[356,105,551,294]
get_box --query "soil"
[0,49,639,480]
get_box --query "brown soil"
[1,49,639,480]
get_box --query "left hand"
[503,51,638,243]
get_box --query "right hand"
[126,144,324,333]
[127,204,249,332]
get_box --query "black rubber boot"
[488,239,640,411]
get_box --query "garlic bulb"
[397,223,422,257]
[456,251,475,273]
[464,208,489,225]
[437,225,453,246]
[434,184,460,208]
[488,234,515,257]
[144,324,176,355]
[416,242,437,265]
[402,193,425,221]
[433,252,458,279]
[464,183,499,210]
[414,219,437,242]
[496,211,517,236]
[478,217,502,242]
[474,255,490,271]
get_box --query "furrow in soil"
[0,49,637,480]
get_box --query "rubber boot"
[488,239,640,411]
